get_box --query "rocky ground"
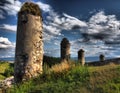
[0,76,14,89]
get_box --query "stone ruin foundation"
[78,49,85,66]
[14,2,43,83]
[60,38,70,61]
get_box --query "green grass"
[0,61,13,80]
[3,63,14,77]
[88,64,120,93]
[6,62,120,93]
[1,60,120,93]
[8,65,89,93]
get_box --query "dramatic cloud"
[44,10,120,45]
[42,5,87,41]
[36,2,51,12]
[63,13,87,29]
[37,2,120,58]
[81,11,120,44]
[1,1,120,58]
[6,0,14,4]
[0,1,87,39]
[0,10,5,19]
[0,24,17,32]
[0,37,14,49]
[67,11,120,58]
[0,37,15,58]
[48,12,87,30]
[0,14,5,19]
[0,0,22,16]
[0,1,51,18]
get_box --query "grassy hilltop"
[1,58,120,93]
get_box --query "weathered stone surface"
[60,38,70,61]
[99,54,105,62]
[0,76,14,89]
[78,49,85,66]
[14,2,43,83]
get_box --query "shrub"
[3,64,14,77]
[64,66,89,83]
[43,55,61,67]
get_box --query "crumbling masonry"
[99,54,105,62]
[14,2,43,83]
[60,38,70,61]
[78,49,85,66]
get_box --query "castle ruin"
[60,38,70,61]
[78,49,85,66]
[14,2,43,83]
[99,54,105,62]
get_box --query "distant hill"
[0,57,15,61]
[0,56,113,62]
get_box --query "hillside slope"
[6,62,120,93]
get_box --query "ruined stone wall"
[14,10,43,83]
[60,38,70,61]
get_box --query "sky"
[1,0,120,60]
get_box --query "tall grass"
[6,61,120,93]
[50,60,71,73]
[8,61,90,93]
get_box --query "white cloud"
[43,24,61,35]
[46,12,87,30]
[81,11,120,44]
[0,37,15,49]
[0,37,15,58]
[42,5,87,41]
[36,2,51,12]
[0,0,22,16]
[67,11,120,58]
[36,2,120,57]
[0,24,17,32]
[63,13,87,27]
[0,10,5,19]
[6,0,14,4]
[89,11,107,24]
[1,1,120,58]
[0,14,5,19]
[0,0,51,17]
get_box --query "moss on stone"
[20,2,42,16]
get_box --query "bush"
[43,55,61,67]
[64,66,89,83]
[3,64,14,77]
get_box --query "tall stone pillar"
[78,49,85,66]
[99,54,105,62]
[14,2,43,83]
[60,38,70,61]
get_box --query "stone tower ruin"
[78,49,85,66]
[14,2,43,83]
[60,38,70,61]
[99,54,105,62]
